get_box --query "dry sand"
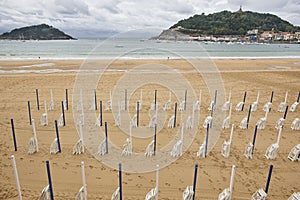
[0,59,299,199]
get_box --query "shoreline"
[0,58,300,74]
[1,56,300,61]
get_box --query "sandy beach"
[0,58,300,199]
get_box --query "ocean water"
[0,38,300,60]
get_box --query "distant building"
[295,32,300,40]
[247,29,258,35]
[173,26,183,31]
[261,31,274,40]
[280,32,292,40]
[274,31,294,41]
[259,30,296,41]
[235,5,243,13]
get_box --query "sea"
[0,38,300,60]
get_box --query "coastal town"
[158,26,300,43]
[155,7,300,43]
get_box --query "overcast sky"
[0,0,299,38]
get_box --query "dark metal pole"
[184,90,187,110]
[99,101,102,126]
[192,164,198,200]
[46,160,54,200]
[105,122,108,154]
[100,101,103,126]
[119,163,122,200]
[154,90,157,110]
[270,91,274,103]
[11,119,17,151]
[241,91,247,111]
[61,101,65,126]
[246,105,252,129]
[269,91,274,112]
[283,105,288,119]
[154,124,157,155]
[36,89,40,110]
[28,101,32,125]
[265,164,274,194]
[205,125,209,157]
[65,89,68,110]
[55,120,61,153]
[94,89,97,110]
[297,91,300,102]
[251,125,258,156]
[174,102,177,128]
[137,101,139,127]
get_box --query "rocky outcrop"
[151,29,190,40]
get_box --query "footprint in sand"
[222,176,227,182]
[165,182,171,186]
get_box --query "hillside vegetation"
[0,24,75,40]
[170,10,300,35]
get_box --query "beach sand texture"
[0,59,299,199]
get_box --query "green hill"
[0,24,75,40]
[170,10,300,35]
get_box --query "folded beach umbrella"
[218,165,236,200]
[163,91,172,111]
[277,91,288,112]
[222,103,232,129]
[221,124,234,158]
[183,164,198,200]
[40,100,48,126]
[291,118,300,131]
[28,119,38,154]
[265,126,283,160]
[48,89,54,111]
[251,91,260,112]
[222,89,231,111]
[290,91,300,112]
[111,163,122,200]
[75,161,87,200]
[121,122,133,156]
[170,123,184,158]
[73,124,84,155]
[145,165,159,200]
[288,144,300,162]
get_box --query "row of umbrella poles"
[7,89,300,199]
[12,156,299,200]
[9,88,300,161]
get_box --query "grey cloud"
[103,6,120,14]
[54,0,90,15]
[232,0,300,25]
[0,0,299,38]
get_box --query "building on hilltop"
[235,5,243,13]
